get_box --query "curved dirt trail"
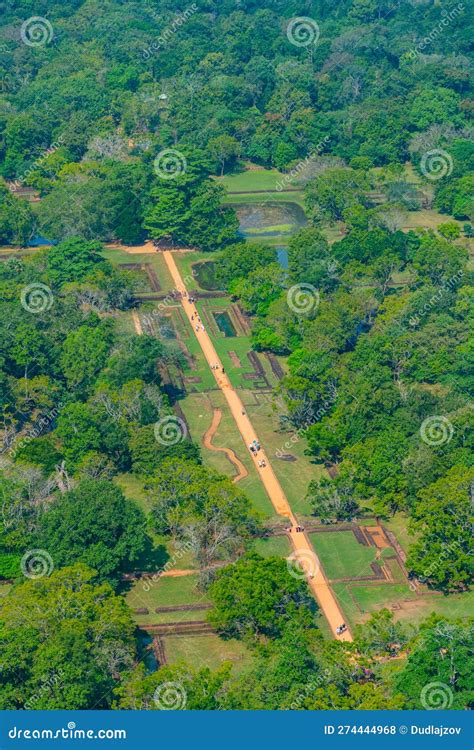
[203,408,248,483]
[162,250,352,641]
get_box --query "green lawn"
[164,633,252,673]
[398,590,474,626]
[253,535,291,558]
[244,223,294,235]
[332,582,474,631]
[222,191,305,208]
[126,574,208,612]
[310,531,379,580]
[332,583,418,629]
[215,168,286,193]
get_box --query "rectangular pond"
[213,311,237,337]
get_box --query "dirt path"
[131,310,143,335]
[162,250,352,641]
[203,408,248,483]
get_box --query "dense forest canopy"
[0,0,472,714]
[0,0,472,243]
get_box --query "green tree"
[407,466,474,591]
[395,617,474,709]
[45,238,104,288]
[0,565,136,709]
[36,479,148,585]
[207,553,316,640]
[60,324,113,391]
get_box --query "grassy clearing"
[331,583,418,629]
[402,208,465,231]
[164,633,252,673]
[216,168,286,193]
[0,584,12,598]
[113,310,136,335]
[394,590,474,626]
[253,535,291,558]
[222,191,305,208]
[244,223,294,235]
[332,581,474,631]
[309,531,379,580]
[385,557,406,584]
[126,574,208,612]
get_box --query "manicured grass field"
[332,580,474,630]
[221,191,305,208]
[253,535,291,558]
[216,168,286,193]
[164,634,252,673]
[331,583,418,629]
[244,223,294,235]
[126,574,208,612]
[399,590,474,626]
[309,531,379,580]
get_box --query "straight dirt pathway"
[162,250,352,641]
